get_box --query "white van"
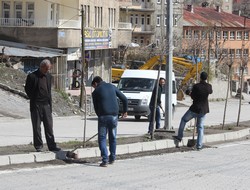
[117,69,177,120]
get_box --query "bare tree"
[236,9,250,126]
[222,53,233,129]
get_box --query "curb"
[0,128,250,167]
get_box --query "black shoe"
[36,148,43,152]
[49,147,61,152]
[99,162,108,167]
[172,135,181,142]
[192,147,202,151]
[109,160,115,165]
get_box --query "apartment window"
[147,15,150,25]
[236,49,241,57]
[134,37,138,43]
[223,31,228,39]
[173,14,178,26]
[229,49,235,57]
[95,7,97,27]
[185,30,192,39]
[236,31,242,40]
[230,31,235,40]
[141,15,144,25]
[94,6,102,28]
[156,15,160,26]
[27,2,34,20]
[109,8,115,28]
[201,31,207,39]
[130,14,133,24]
[164,15,167,26]
[2,1,10,25]
[235,67,248,75]
[98,7,100,27]
[157,0,161,4]
[222,49,228,56]
[209,31,214,39]
[216,31,221,40]
[156,39,160,47]
[135,14,139,25]
[84,5,90,27]
[140,37,144,45]
[100,7,103,27]
[244,31,249,40]
[194,30,199,39]
[15,2,22,25]
[243,49,249,56]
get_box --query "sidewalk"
[0,126,249,166]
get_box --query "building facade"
[0,0,123,88]
[184,0,233,13]
[182,5,250,91]
[154,0,183,53]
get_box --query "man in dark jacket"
[173,72,213,150]
[148,77,166,133]
[25,59,60,152]
[91,76,128,167]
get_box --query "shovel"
[187,120,196,147]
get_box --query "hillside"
[0,63,81,118]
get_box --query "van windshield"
[118,78,155,92]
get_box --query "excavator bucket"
[177,89,185,101]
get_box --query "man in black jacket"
[92,76,128,167]
[25,59,60,152]
[173,72,213,150]
[148,77,166,134]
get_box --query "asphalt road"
[0,139,250,190]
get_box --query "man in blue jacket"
[173,72,213,150]
[92,76,128,167]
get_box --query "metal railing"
[0,18,81,28]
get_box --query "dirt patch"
[0,121,249,156]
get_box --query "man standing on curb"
[25,59,61,152]
[148,77,166,134]
[91,76,128,167]
[173,72,213,150]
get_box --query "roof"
[183,6,250,28]
[0,40,63,58]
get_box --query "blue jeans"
[148,106,161,133]
[177,109,206,149]
[98,115,118,163]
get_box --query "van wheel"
[135,115,141,120]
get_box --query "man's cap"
[200,72,208,80]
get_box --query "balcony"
[118,22,132,30]
[0,18,80,29]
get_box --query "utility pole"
[79,5,87,145]
[164,0,173,131]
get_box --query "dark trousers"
[148,106,161,133]
[31,104,56,150]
